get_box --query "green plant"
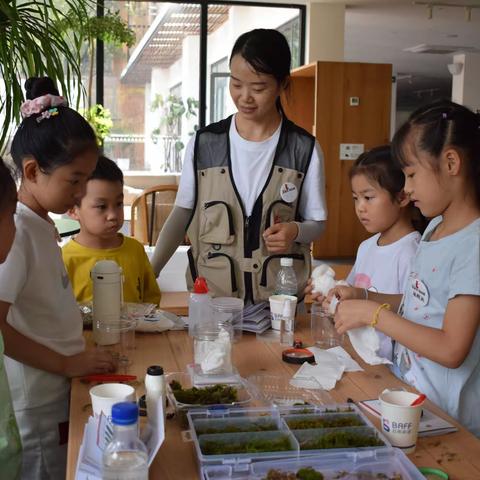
[0,0,91,151]
[286,414,364,430]
[201,435,293,455]
[151,94,199,172]
[169,380,237,405]
[81,104,113,146]
[60,5,135,108]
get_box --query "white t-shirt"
[347,231,420,360]
[176,115,327,220]
[347,231,420,294]
[0,203,84,409]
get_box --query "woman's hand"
[263,222,298,253]
[334,299,378,334]
[304,278,325,303]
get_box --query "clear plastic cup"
[310,303,344,348]
[211,297,244,342]
[95,318,137,367]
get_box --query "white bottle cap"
[280,257,293,267]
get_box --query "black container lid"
[147,365,164,376]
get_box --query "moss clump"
[169,380,238,405]
[298,430,384,450]
[263,467,324,480]
[201,435,293,455]
[196,421,277,435]
[323,406,355,413]
[287,415,364,430]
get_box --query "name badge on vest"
[280,182,298,203]
[410,278,429,306]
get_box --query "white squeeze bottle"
[102,402,148,480]
[188,277,211,336]
[145,365,166,424]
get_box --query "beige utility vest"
[186,116,315,303]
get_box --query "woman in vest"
[151,28,327,304]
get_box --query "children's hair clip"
[36,107,59,124]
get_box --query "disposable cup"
[89,383,136,419]
[310,303,344,348]
[379,389,425,453]
[269,294,297,330]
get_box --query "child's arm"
[0,300,116,377]
[142,250,162,306]
[334,295,480,368]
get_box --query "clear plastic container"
[211,297,244,342]
[283,412,367,430]
[275,257,298,296]
[246,374,333,407]
[201,448,426,480]
[194,325,233,376]
[165,372,252,428]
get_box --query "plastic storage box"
[166,372,253,427]
[202,448,426,479]
[188,403,391,474]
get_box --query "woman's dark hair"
[230,29,291,114]
[25,77,60,99]
[392,99,480,204]
[0,157,17,214]
[11,77,98,176]
[350,145,427,233]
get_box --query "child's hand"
[304,278,325,303]
[334,299,378,334]
[63,349,117,378]
[263,222,298,253]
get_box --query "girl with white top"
[329,100,480,437]
[346,145,423,359]
[151,29,326,303]
[0,78,116,479]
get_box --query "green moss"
[201,435,293,455]
[196,421,277,435]
[323,406,355,413]
[262,468,323,480]
[298,430,384,450]
[287,415,364,430]
[169,380,238,405]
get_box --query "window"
[278,16,301,69]
[97,1,304,174]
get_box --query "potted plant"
[151,94,199,172]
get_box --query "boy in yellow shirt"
[62,156,161,305]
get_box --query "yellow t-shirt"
[62,235,161,305]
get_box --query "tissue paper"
[348,326,392,365]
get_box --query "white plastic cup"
[379,389,425,453]
[89,383,136,418]
[269,294,297,330]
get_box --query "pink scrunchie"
[20,94,68,119]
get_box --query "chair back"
[130,184,178,246]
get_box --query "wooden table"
[67,315,480,480]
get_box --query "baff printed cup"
[89,383,136,419]
[269,294,297,331]
[379,389,425,454]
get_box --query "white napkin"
[135,310,182,333]
[326,346,363,372]
[347,326,392,365]
[291,349,345,390]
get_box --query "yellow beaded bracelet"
[371,303,390,328]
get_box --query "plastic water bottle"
[275,257,298,296]
[188,277,212,336]
[102,402,148,480]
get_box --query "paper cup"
[379,389,425,453]
[269,295,297,330]
[89,383,136,418]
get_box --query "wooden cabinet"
[283,61,392,258]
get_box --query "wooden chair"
[130,184,178,246]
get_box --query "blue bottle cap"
[111,402,138,426]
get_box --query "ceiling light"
[404,44,476,54]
